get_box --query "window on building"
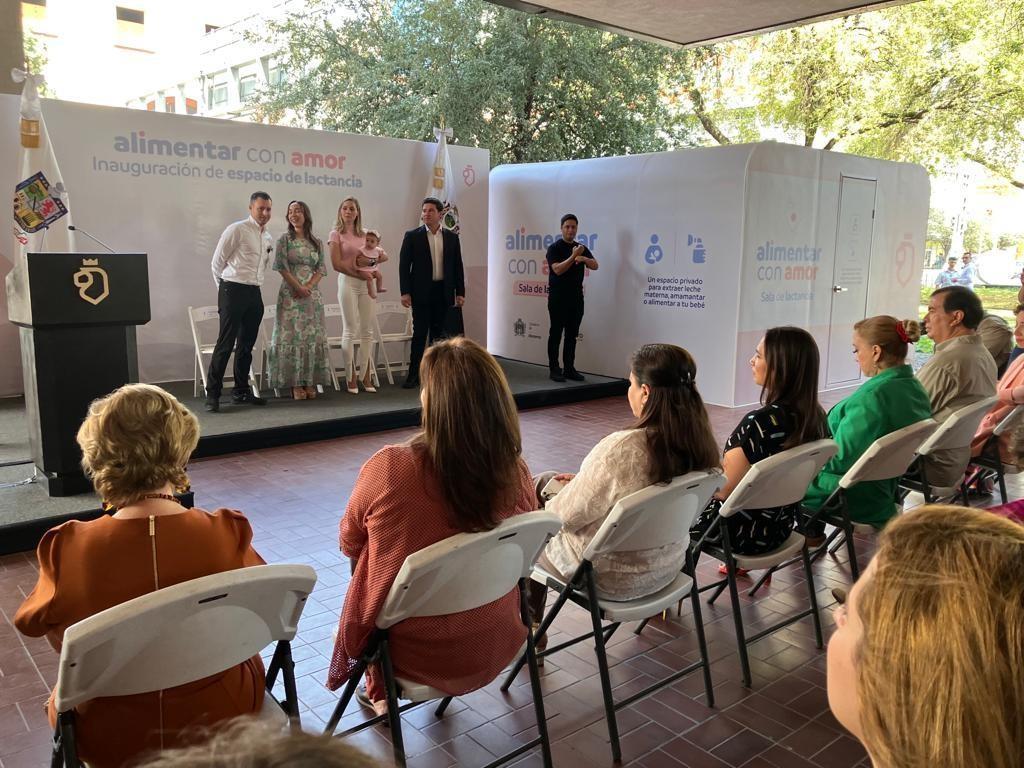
[185,98,198,115]
[23,0,46,6]
[115,6,144,24]
[209,82,228,107]
[238,74,257,100]
[146,100,156,111]
[268,66,284,87]
[205,24,219,33]
[164,96,175,113]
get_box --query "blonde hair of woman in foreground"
[132,717,378,767]
[828,505,1024,768]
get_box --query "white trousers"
[338,274,374,378]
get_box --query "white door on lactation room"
[826,176,877,387]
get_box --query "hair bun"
[901,319,922,343]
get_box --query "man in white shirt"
[953,252,977,290]
[398,197,465,388]
[206,191,274,412]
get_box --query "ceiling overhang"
[486,1,915,47]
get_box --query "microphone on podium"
[68,224,116,254]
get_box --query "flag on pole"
[7,69,75,325]
[426,124,460,233]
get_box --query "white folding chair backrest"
[376,511,560,629]
[917,396,997,455]
[188,305,219,349]
[839,418,938,488]
[53,564,317,712]
[994,404,1024,437]
[376,300,414,338]
[718,439,838,518]
[580,470,722,561]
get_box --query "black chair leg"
[688,578,715,708]
[844,524,861,580]
[501,580,572,691]
[55,711,77,768]
[997,467,1009,504]
[520,581,554,768]
[324,655,368,735]
[434,696,453,718]
[800,547,823,649]
[724,562,752,688]
[276,641,300,728]
[584,574,621,763]
[706,579,728,605]
[748,566,775,597]
[634,616,651,636]
[379,638,407,767]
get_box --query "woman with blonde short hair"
[828,505,1024,768]
[15,384,266,768]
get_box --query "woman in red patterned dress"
[327,338,536,713]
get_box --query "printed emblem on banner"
[513,318,526,337]
[688,234,707,264]
[73,258,110,306]
[463,165,476,187]
[644,235,664,264]
[894,234,915,287]
[14,172,68,233]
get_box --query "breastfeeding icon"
[644,234,664,264]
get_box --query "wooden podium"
[12,253,150,496]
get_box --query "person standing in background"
[546,214,598,383]
[934,256,959,289]
[953,251,977,290]
[206,191,273,413]
[398,197,466,389]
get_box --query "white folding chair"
[501,471,722,763]
[51,564,317,768]
[324,303,380,391]
[258,303,277,396]
[768,418,938,586]
[324,512,561,768]
[690,439,838,688]
[187,305,260,398]
[964,404,1024,504]
[899,396,997,504]
[372,300,414,386]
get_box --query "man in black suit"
[399,196,466,388]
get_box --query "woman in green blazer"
[803,316,933,531]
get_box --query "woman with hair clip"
[529,343,720,616]
[328,196,376,394]
[327,337,536,715]
[268,200,332,400]
[15,384,266,768]
[690,327,829,568]
[802,316,932,539]
[828,505,1024,768]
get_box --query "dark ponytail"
[631,344,721,484]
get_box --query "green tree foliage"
[23,33,53,96]
[927,209,952,258]
[252,0,702,165]
[702,0,1024,186]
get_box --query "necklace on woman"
[124,493,184,508]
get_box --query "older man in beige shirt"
[917,286,997,487]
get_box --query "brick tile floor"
[1,391,1016,767]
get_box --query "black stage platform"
[0,358,626,554]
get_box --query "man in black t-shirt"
[546,213,599,382]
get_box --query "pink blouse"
[972,355,1024,463]
[328,229,365,273]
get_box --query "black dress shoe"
[232,392,268,406]
[550,369,566,383]
[564,369,585,382]
[401,378,419,389]
[204,397,220,413]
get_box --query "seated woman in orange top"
[327,337,536,714]
[14,384,265,768]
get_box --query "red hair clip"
[895,322,910,343]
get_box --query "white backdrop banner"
[0,95,489,395]
[488,143,928,407]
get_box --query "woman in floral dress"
[268,201,332,399]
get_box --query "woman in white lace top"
[531,344,720,606]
